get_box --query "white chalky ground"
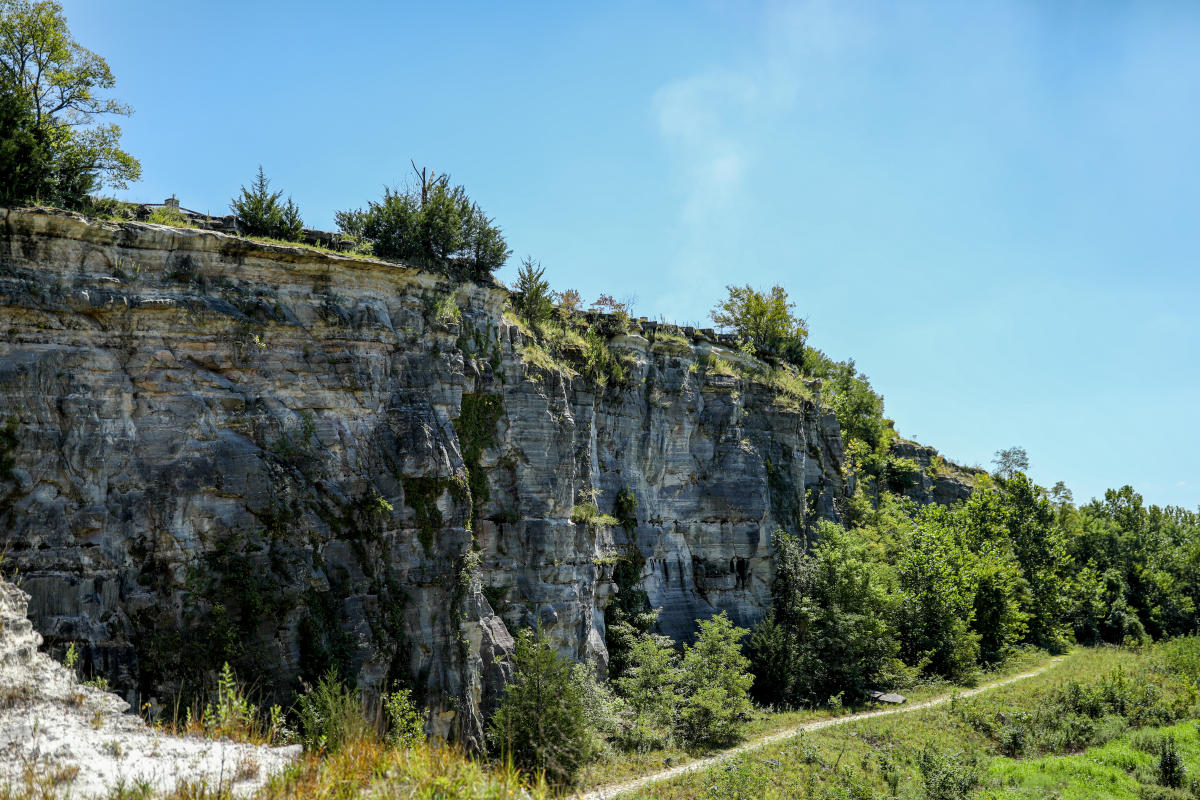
[0,579,300,798]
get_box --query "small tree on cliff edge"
[230,165,304,241]
[711,284,808,364]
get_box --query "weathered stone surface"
[889,439,983,506]
[0,207,852,741]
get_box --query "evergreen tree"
[676,612,753,746]
[614,633,678,750]
[230,166,304,241]
[487,627,595,786]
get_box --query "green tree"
[613,633,679,750]
[897,508,980,682]
[512,257,554,326]
[0,0,139,204]
[749,526,900,707]
[676,612,753,746]
[487,627,595,786]
[992,446,1029,480]
[230,165,304,241]
[710,284,807,362]
[337,164,510,278]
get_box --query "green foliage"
[614,633,679,750]
[200,662,259,741]
[401,475,468,554]
[992,445,1030,479]
[614,487,638,533]
[1157,735,1187,789]
[916,747,979,800]
[512,257,554,326]
[897,507,981,682]
[0,0,140,205]
[230,165,304,241]
[384,686,424,749]
[570,503,619,528]
[296,668,371,753]
[452,393,504,528]
[710,284,808,363]
[803,349,892,452]
[146,203,193,227]
[337,166,510,278]
[488,627,596,786]
[676,612,754,746]
[750,525,901,707]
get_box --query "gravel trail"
[579,658,1064,800]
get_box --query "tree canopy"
[711,284,808,363]
[0,0,139,205]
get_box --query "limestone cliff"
[0,208,850,742]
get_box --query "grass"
[609,642,1200,799]
[578,649,1053,792]
[255,738,550,800]
[983,720,1200,799]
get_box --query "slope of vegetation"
[618,638,1200,800]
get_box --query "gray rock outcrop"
[0,207,865,741]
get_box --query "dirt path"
[578,658,1064,800]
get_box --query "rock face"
[889,439,983,507]
[0,208,850,742]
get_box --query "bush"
[384,686,424,749]
[296,668,371,753]
[916,747,979,800]
[1157,735,1186,789]
[231,165,304,241]
[487,627,595,786]
[676,612,753,746]
[337,166,509,279]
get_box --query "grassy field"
[612,641,1200,800]
[577,649,1052,792]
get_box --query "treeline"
[749,471,1200,710]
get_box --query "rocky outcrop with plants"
[0,207,961,744]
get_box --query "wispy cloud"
[650,0,860,319]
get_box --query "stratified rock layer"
[0,208,846,741]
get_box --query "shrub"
[231,166,304,241]
[570,503,618,528]
[676,612,753,746]
[916,747,979,800]
[488,627,595,786]
[1157,735,1186,789]
[384,687,424,749]
[201,662,258,741]
[296,669,371,753]
[147,204,193,228]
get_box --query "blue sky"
[59,1,1200,508]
